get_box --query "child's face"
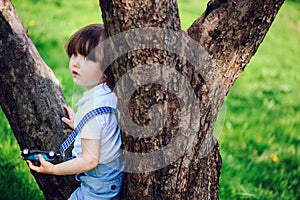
[69,52,103,89]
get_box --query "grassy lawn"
[1,0,299,199]
[218,2,300,199]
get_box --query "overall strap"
[60,106,117,161]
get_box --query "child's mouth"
[72,71,80,77]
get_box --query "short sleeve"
[79,115,105,140]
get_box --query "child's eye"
[84,56,95,62]
[73,52,77,57]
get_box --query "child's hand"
[62,105,74,129]
[27,154,54,174]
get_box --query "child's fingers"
[38,154,46,165]
[64,105,74,119]
[62,105,75,129]
[27,160,33,167]
[62,117,72,124]
[37,154,54,174]
[27,160,39,172]
[26,155,50,174]
[62,117,70,123]
[62,117,74,129]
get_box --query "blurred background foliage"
[0,0,299,199]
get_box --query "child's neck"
[86,82,106,91]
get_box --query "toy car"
[21,148,60,166]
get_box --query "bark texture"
[0,0,284,199]
[0,0,78,199]
[188,0,285,94]
[100,0,284,199]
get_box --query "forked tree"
[0,0,284,199]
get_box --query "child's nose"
[73,61,80,68]
[73,57,83,68]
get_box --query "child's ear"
[103,74,107,81]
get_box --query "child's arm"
[27,139,100,175]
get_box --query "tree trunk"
[0,0,284,199]
[0,0,78,199]
[100,0,284,199]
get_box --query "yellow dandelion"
[271,154,279,163]
[253,149,258,156]
[29,20,36,27]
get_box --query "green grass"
[0,110,44,199]
[2,0,299,199]
[217,1,300,199]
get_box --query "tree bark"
[0,0,284,199]
[100,0,284,199]
[187,0,285,93]
[0,0,78,199]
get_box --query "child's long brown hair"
[65,24,115,90]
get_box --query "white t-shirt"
[72,83,121,164]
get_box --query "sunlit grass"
[0,109,44,199]
[2,0,299,199]
[217,2,300,199]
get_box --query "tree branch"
[0,1,78,198]
[188,0,285,94]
